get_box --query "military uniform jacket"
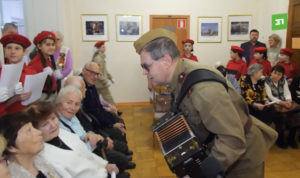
[169,58,277,173]
[92,52,113,89]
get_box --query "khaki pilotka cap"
[0,134,7,155]
[133,28,177,53]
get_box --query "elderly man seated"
[79,62,132,147]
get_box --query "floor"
[118,103,300,178]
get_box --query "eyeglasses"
[85,68,100,76]
[141,62,154,72]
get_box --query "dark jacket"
[240,41,266,65]
[81,77,119,129]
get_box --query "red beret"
[94,41,105,48]
[254,47,267,53]
[280,48,293,56]
[33,31,56,45]
[231,45,245,54]
[182,38,194,45]
[0,34,31,48]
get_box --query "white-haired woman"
[55,86,131,175]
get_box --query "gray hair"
[247,63,264,75]
[3,22,18,31]
[142,37,180,61]
[54,31,64,42]
[56,85,82,104]
[84,61,98,69]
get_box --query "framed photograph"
[197,16,222,43]
[115,15,142,42]
[81,14,109,41]
[228,15,252,41]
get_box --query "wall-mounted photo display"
[197,16,222,43]
[81,14,109,41]
[228,15,252,41]
[115,14,142,42]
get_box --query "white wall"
[23,0,289,103]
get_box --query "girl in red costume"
[181,38,198,62]
[0,34,35,115]
[29,31,63,102]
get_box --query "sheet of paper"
[21,71,48,105]
[265,101,277,106]
[0,61,24,97]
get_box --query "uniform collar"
[169,58,185,92]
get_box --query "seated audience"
[56,86,135,172]
[0,33,35,115]
[181,39,198,62]
[0,134,11,178]
[265,65,300,149]
[276,48,299,82]
[248,47,271,76]
[240,63,276,125]
[0,112,64,178]
[64,76,131,156]
[226,45,247,80]
[26,103,129,178]
[267,34,281,66]
[28,31,63,102]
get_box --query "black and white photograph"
[116,15,142,41]
[81,14,109,41]
[228,15,252,41]
[119,21,139,35]
[198,17,222,43]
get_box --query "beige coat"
[92,52,112,89]
[169,58,277,175]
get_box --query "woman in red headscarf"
[181,38,198,62]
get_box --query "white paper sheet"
[0,61,24,97]
[21,71,48,105]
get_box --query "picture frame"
[228,15,252,41]
[80,14,109,41]
[115,14,142,42]
[197,16,222,43]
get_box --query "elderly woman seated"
[239,63,278,125]
[0,112,63,178]
[26,103,124,178]
[265,65,300,149]
[55,86,134,172]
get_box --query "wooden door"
[150,15,190,54]
[287,0,300,68]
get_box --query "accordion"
[152,112,209,178]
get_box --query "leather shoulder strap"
[171,69,228,113]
